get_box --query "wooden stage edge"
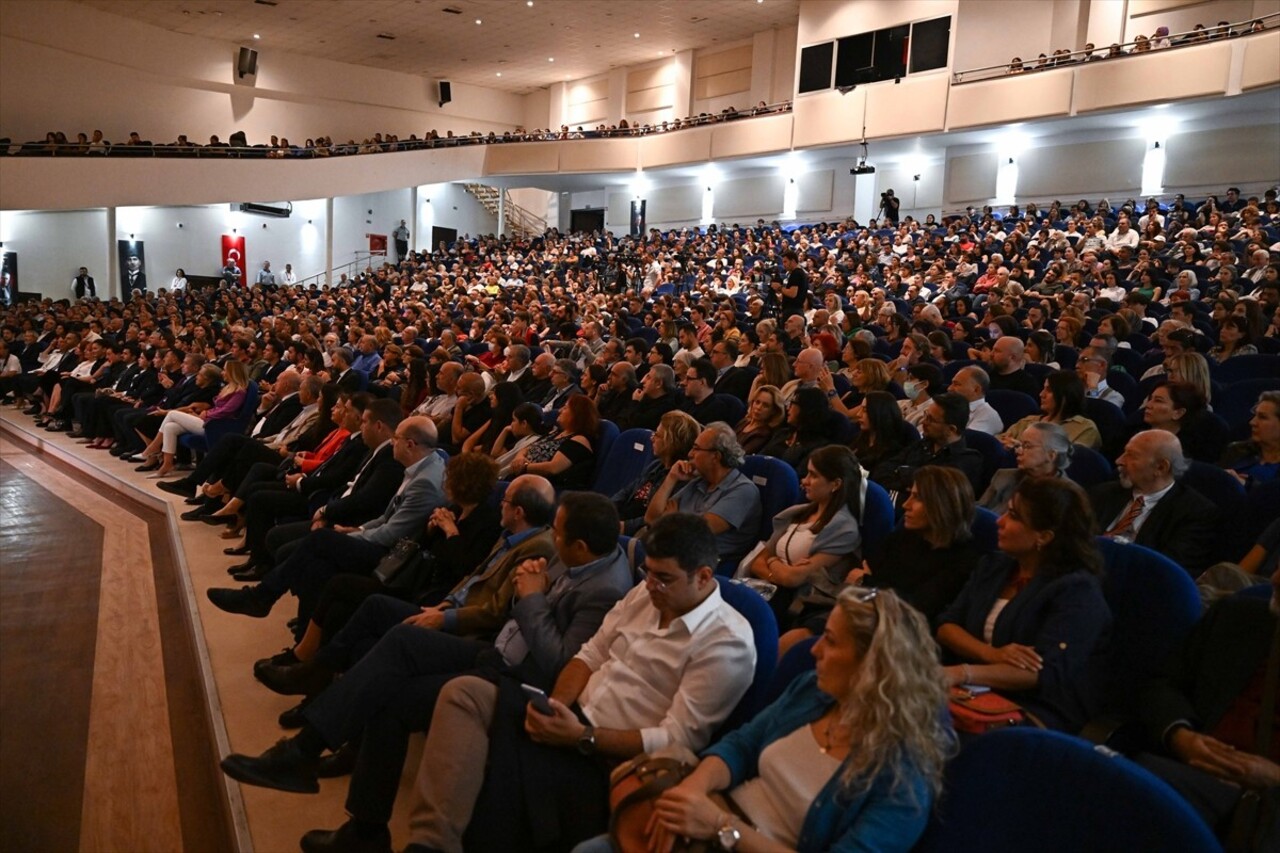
[0,414,254,853]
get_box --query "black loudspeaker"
[237,47,259,79]
[437,80,452,108]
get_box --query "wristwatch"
[717,813,741,850]
[576,723,596,756]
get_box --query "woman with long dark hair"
[999,370,1101,450]
[761,387,834,475]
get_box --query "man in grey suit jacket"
[208,416,446,625]
[219,491,635,848]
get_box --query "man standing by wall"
[393,220,410,262]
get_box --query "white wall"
[0,209,111,299]
[953,1,1058,70]
[414,183,499,243]
[1124,0,1273,41]
[0,0,523,146]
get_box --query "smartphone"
[521,683,554,715]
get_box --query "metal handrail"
[952,11,1279,83]
[0,100,794,159]
[295,250,386,288]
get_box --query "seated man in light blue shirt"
[645,421,762,564]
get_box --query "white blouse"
[731,722,840,846]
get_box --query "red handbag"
[948,687,1027,734]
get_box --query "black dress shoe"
[181,504,219,522]
[200,512,237,526]
[22,405,41,415]
[278,696,313,729]
[402,845,446,853]
[231,564,270,583]
[254,647,298,677]
[219,738,320,794]
[300,822,391,853]
[256,658,334,696]
[110,446,131,457]
[185,493,214,506]
[227,558,259,574]
[224,543,252,556]
[316,742,358,779]
[46,420,70,432]
[157,479,196,497]
[207,586,274,618]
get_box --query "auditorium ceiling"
[73,0,801,94]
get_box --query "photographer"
[880,188,901,225]
[771,249,809,318]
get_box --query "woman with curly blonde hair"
[639,587,955,852]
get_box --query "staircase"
[463,183,546,238]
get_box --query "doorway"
[570,208,604,235]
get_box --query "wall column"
[324,197,334,286]
[106,207,118,299]
[497,191,506,237]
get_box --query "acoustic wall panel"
[647,185,703,224]
[796,170,835,213]
[944,152,998,205]
[713,175,786,219]
[1017,138,1145,197]
[1163,124,1280,189]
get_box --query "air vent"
[376,32,396,39]
[442,6,463,14]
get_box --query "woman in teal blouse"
[646,587,954,852]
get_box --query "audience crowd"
[1,101,791,159]
[1,185,1277,851]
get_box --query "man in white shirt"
[281,263,299,286]
[1105,217,1140,253]
[947,365,1003,435]
[402,512,756,853]
[413,361,462,424]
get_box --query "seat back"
[1082,397,1127,461]
[1065,444,1113,489]
[617,535,647,581]
[1095,538,1201,715]
[591,427,654,497]
[740,455,802,543]
[986,389,1041,431]
[915,729,1220,853]
[712,393,746,425]
[1105,370,1141,414]
[591,419,621,486]
[860,480,896,556]
[755,635,817,714]
[714,578,779,736]
[1216,378,1280,441]
[970,507,999,554]
[1211,353,1280,384]
[963,429,1014,495]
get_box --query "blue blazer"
[938,553,1112,731]
[705,672,937,853]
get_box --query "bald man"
[781,346,826,406]
[208,415,448,623]
[987,336,1040,397]
[1089,429,1217,576]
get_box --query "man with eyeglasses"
[645,422,761,564]
[207,415,447,626]
[710,339,753,400]
[872,392,984,502]
[541,358,582,412]
[679,358,740,426]
[399,512,756,853]
[1076,347,1126,409]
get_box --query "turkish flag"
[221,235,247,287]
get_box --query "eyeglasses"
[643,570,681,592]
[848,585,882,633]
[1012,441,1045,452]
[688,444,716,454]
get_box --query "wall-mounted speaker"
[237,47,259,79]
[437,80,452,108]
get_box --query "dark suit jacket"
[259,360,289,385]
[300,434,367,499]
[1088,480,1217,576]
[1138,595,1278,758]
[322,443,405,528]
[714,366,755,401]
[335,368,363,394]
[447,527,557,639]
[514,371,550,403]
[254,393,304,440]
[939,553,1112,731]
[618,391,679,431]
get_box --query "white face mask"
[902,380,921,399]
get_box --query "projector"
[850,164,876,175]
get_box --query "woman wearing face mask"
[899,363,944,429]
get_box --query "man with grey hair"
[416,361,462,424]
[518,351,555,403]
[947,365,1003,435]
[644,422,761,563]
[780,347,825,406]
[620,362,679,430]
[597,361,637,423]
[540,359,581,412]
[1089,429,1216,576]
[1077,346,1126,409]
[332,347,362,394]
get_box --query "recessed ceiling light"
[526,1,533,5]
[634,33,640,38]
[475,18,482,24]
[548,57,554,62]
[496,72,502,76]
[252,33,261,39]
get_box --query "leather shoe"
[201,513,237,527]
[207,586,274,618]
[227,558,258,574]
[402,845,446,853]
[157,479,196,497]
[254,647,298,676]
[278,696,312,729]
[219,738,320,794]
[300,822,391,853]
[316,742,358,778]
[185,493,214,506]
[181,503,219,522]
[256,658,333,697]
[231,564,270,583]
[224,543,251,556]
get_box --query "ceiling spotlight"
[526,1,533,5]
[548,57,554,62]
[252,33,261,39]
[634,32,640,38]
[496,72,502,76]
[475,18,481,24]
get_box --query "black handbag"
[372,538,424,585]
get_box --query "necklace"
[819,714,850,755]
